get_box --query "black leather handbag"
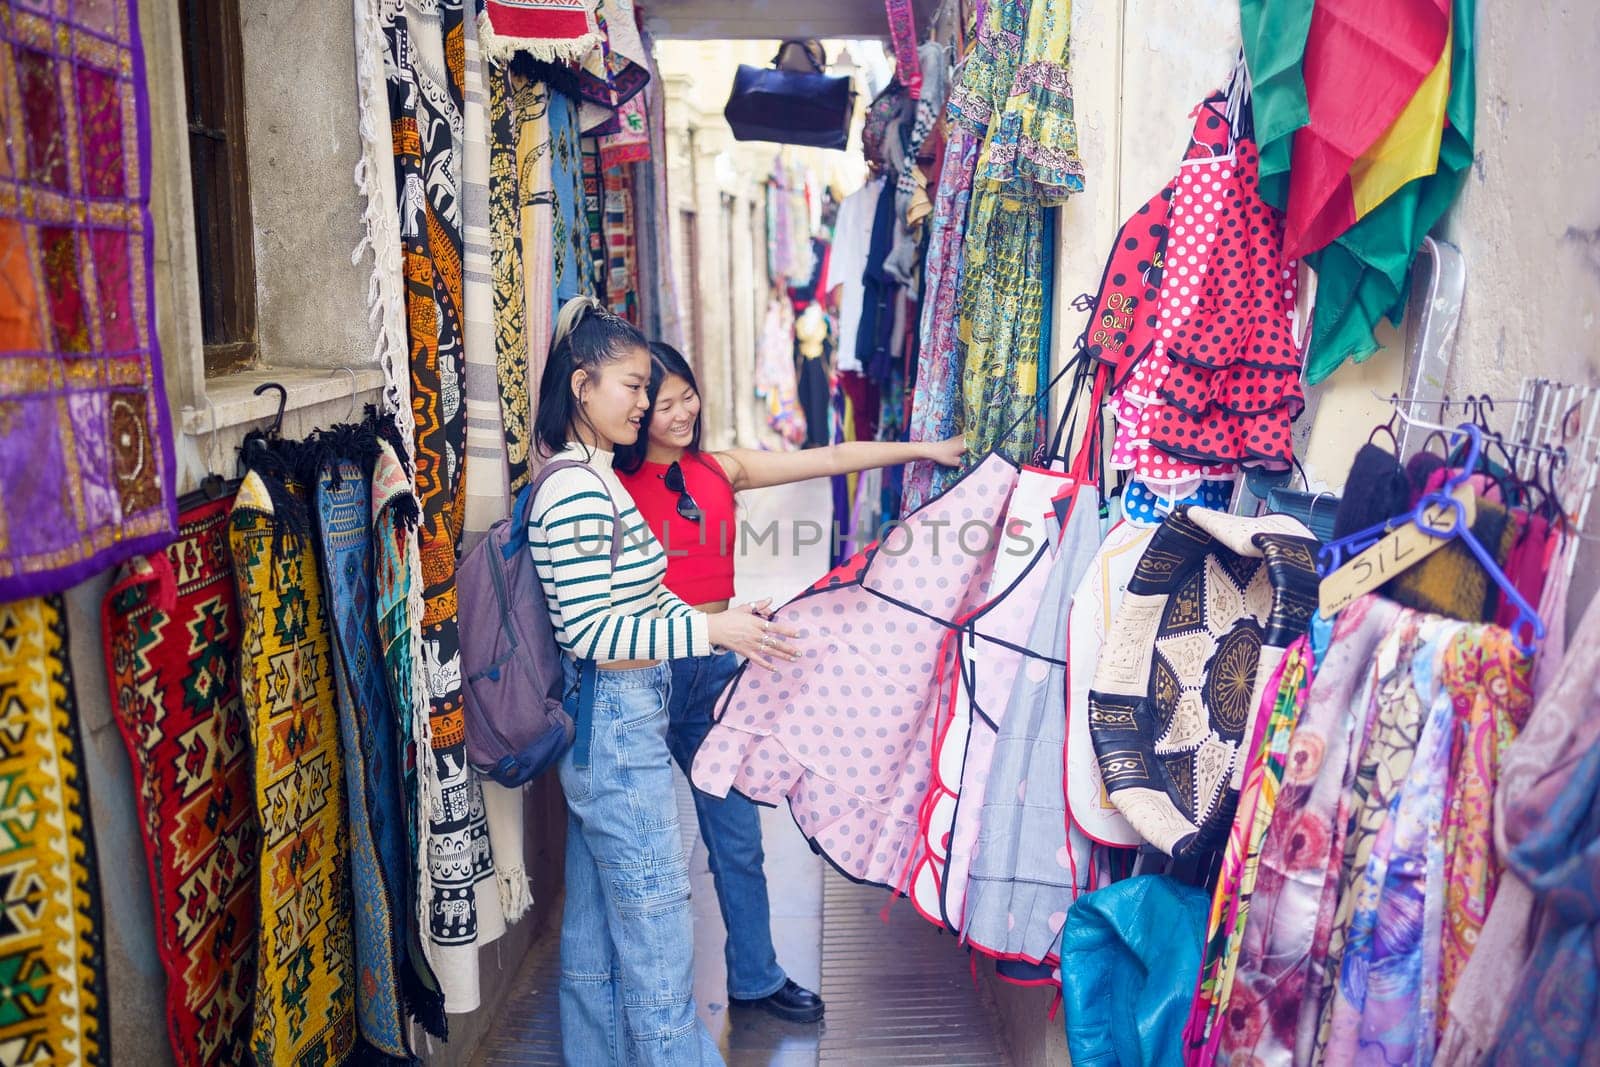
[724,40,856,151]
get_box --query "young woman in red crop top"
[615,341,963,1025]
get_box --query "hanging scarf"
[1186,638,1313,1065]
[1436,626,1533,1013]
[1304,615,1446,1063]
[102,497,258,1067]
[1218,594,1398,1062]
[0,597,111,1064]
[1301,0,1476,382]
[903,107,982,513]
[354,0,413,445]
[755,297,807,446]
[603,165,639,319]
[464,12,514,534]
[1320,621,1459,1066]
[229,462,357,1064]
[0,1,178,600]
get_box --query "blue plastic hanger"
[1316,422,1546,654]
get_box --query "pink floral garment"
[692,456,1019,886]
[1216,594,1400,1067]
[1436,624,1533,1022]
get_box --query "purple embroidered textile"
[0,0,177,598]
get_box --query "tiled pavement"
[469,477,1010,1066]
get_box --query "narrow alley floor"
[471,476,1012,1065]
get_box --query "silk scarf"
[1321,620,1460,1065]
[0,2,177,599]
[1217,594,1398,1065]
[1302,615,1433,1063]
[102,497,257,1067]
[229,465,357,1065]
[0,596,110,1065]
[1186,638,1312,1066]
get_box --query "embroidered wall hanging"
[0,2,177,600]
[0,595,110,1065]
[101,496,257,1067]
[229,466,356,1064]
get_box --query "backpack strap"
[508,458,625,564]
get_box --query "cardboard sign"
[1318,486,1477,617]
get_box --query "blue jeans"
[557,659,723,1066]
[667,652,787,1000]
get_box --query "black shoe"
[729,978,825,1023]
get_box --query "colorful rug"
[0,596,110,1065]
[479,0,600,63]
[551,85,596,304]
[602,165,638,321]
[314,434,444,1053]
[228,464,356,1065]
[582,139,607,294]
[384,0,505,1013]
[371,433,442,999]
[0,2,177,600]
[463,12,515,534]
[101,497,257,1067]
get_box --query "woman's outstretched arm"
[713,436,966,492]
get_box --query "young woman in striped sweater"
[614,342,964,1025]
[528,296,799,1066]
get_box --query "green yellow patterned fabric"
[0,595,110,1066]
[229,469,357,1065]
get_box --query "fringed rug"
[0,596,110,1065]
[101,497,257,1067]
[313,425,445,1053]
[384,0,506,1013]
[228,463,356,1064]
[0,3,177,599]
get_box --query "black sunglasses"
[662,461,703,523]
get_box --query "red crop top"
[616,453,738,605]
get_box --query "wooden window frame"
[178,0,257,377]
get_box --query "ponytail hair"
[534,294,650,457]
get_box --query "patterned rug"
[0,3,177,600]
[0,596,110,1065]
[228,464,356,1064]
[315,433,443,1054]
[384,0,506,1012]
[101,497,257,1067]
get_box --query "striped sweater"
[528,444,712,663]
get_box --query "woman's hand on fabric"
[925,435,967,468]
[707,601,801,672]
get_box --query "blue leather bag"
[1058,875,1209,1067]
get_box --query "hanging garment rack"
[1511,377,1600,588]
[1318,419,1546,653]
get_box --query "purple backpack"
[458,460,619,787]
